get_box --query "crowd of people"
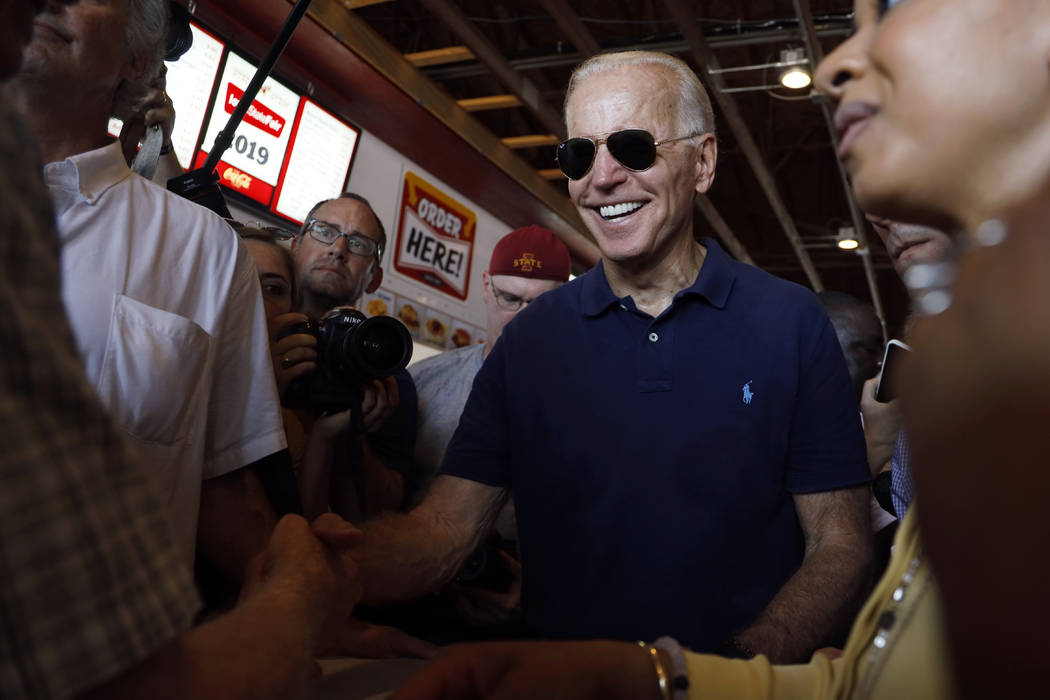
[2,0,1048,698]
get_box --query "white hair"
[564,51,715,138]
[112,0,168,119]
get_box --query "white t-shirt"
[45,142,286,563]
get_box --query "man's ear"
[481,270,492,301]
[694,134,718,195]
[120,45,150,86]
[365,265,383,294]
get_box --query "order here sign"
[394,171,477,301]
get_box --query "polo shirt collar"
[683,237,735,310]
[44,140,131,207]
[580,237,737,317]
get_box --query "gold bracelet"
[637,641,671,700]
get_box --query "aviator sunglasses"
[555,129,700,180]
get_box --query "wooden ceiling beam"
[415,0,566,136]
[501,134,560,149]
[405,45,474,67]
[538,168,565,180]
[339,0,393,8]
[538,0,601,57]
[664,0,824,290]
[458,94,522,112]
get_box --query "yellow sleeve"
[685,652,839,700]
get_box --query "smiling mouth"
[598,201,645,221]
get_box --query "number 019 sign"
[197,51,299,206]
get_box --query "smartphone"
[875,339,912,403]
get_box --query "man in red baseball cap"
[480,223,572,353]
[407,225,570,625]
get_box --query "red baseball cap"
[488,225,571,282]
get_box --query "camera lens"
[350,316,413,378]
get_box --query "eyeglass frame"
[488,277,541,312]
[555,129,702,180]
[302,217,384,262]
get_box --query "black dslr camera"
[280,306,413,413]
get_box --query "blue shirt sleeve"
[785,310,871,493]
[439,337,513,488]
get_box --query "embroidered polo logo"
[513,253,542,273]
[742,381,755,405]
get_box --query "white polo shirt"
[45,141,286,563]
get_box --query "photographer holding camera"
[281,193,421,522]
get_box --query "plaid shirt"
[891,429,915,520]
[0,95,200,700]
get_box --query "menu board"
[197,51,299,206]
[166,24,225,167]
[273,98,360,223]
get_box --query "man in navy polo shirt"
[351,50,871,661]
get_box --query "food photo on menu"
[422,309,451,347]
[362,289,395,318]
[395,296,421,338]
[450,321,472,348]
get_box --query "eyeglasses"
[304,218,382,261]
[489,278,537,312]
[555,129,701,180]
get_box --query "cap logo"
[513,253,542,273]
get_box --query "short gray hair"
[112,0,168,119]
[299,192,388,262]
[564,51,716,139]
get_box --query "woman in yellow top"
[390,0,1050,697]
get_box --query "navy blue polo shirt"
[441,239,869,650]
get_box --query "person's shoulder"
[131,174,237,241]
[730,260,824,316]
[410,343,483,381]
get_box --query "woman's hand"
[270,313,317,399]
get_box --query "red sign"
[224,83,286,137]
[194,151,275,206]
[394,172,476,301]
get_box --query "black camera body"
[281,306,413,414]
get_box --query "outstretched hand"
[240,513,364,654]
[391,640,663,700]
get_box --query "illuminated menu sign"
[394,171,476,301]
[166,24,225,168]
[197,51,299,206]
[273,99,361,223]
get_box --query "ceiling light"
[837,226,860,250]
[778,48,811,90]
